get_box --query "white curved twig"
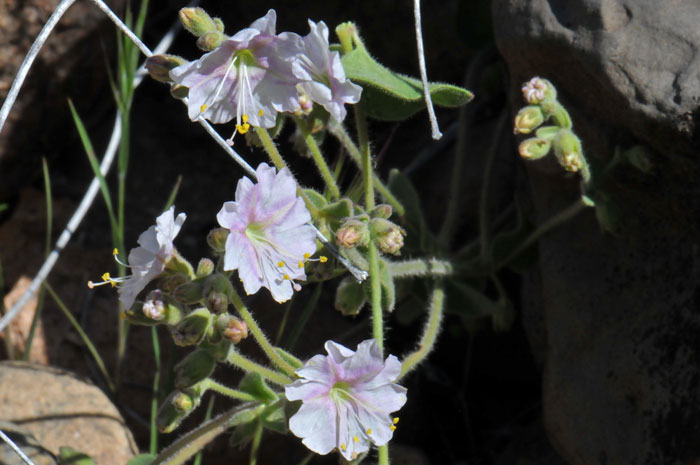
[0,430,37,465]
[414,0,442,140]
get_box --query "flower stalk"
[400,283,444,378]
[294,116,341,199]
[387,258,453,279]
[225,347,292,386]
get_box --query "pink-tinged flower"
[285,339,407,461]
[216,163,316,303]
[170,10,300,138]
[292,20,362,122]
[112,207,186,310]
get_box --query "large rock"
[492,1,700,464]
[493,0,700,159]
[0,362,137,465]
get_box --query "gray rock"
[0,362,137,465]
[492,0,700,159]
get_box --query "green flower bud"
[179,7,218,38]
[158,272,189,293]
[170,84,189,100]
[213,17,225,33]
[174,280,204,304]
[335,276,366,316]
[145,54,187,83]
[165,250,195,277]
[540,101,572,129]
[370,204,393,219]
[518,137,551,160]
[370,218,406,255]
[207,228,229,253]
[215,314,249,343]
[156,398,185,434]
[514,105,544,135]
[196,258,215,277]
[203,274,233,313]
[142,290,184,325]
[174,349,216,389]
[535,125,560,141]
[553,129,586,173]
[206,291,229,313]
[171,307,213,347]
[196,30,225,52]
[336,219,369,249]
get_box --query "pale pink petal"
[284,380,330,402]
[289,397,337,456]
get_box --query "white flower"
[115,207,186,310]
[285,339,407,461]
[216,163,316,303]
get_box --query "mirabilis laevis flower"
[170,10,300,139]
[285,339,407,461]
[89,207,186,310]
[216,163,317,303]
[292,20,362,122]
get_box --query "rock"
[0,421,56,465]
[0,362,137,465]
[492,0,700,159]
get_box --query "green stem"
[254,126,323,220]
[478,112,508,268]
[228,290,296,377]
[225,347,292,386]
[149,326,161,454]
[378,445,390,465]
[368,244,383,353]
[44,282,116,392]
[294,116,341,199]
[495,198,587,270]
[399,284,444,378]
[387,258,453,279]
[202,378,258,402]
[151,402,259,465]
[354,103,375,211]
[193,396,215,465]
[328,122,405,215]
[249,420,263,465]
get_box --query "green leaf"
[303,188,328,210]
[274,347,304,370]
[260,399,288,434]
[125,454,157,465]
[341,46,472,121]
[238,373,277,404]
[58,447,96,465]
[229,419,259,449]
[321,198,353,220]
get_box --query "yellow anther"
[112,248,119,256]
[236,123,251,134]
[200,104,208,113]
[319,256,328,263]
[366,428,372,435]
[258,109,264,116]
[242,114,249,123]
[298,261,304,268]
[341,444,347,451]
[303,253,310,259]
[277,261,285,267]
[120,312,125,319]
[353,436,359,443]
[101,272,111,281]
[283,274,290,280]
[393,417,399,424]
[309,360,313,366]
[390,425,396,432]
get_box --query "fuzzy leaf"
[342,47,472,121]
[125,455,156,465]
[239,373,277,404]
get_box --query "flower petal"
[288,397,337,456]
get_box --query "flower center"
[244,222,265,243]
[329,381,353,403]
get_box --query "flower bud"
[170,84,189,100]
[171,307,213,347]
[514,106,544,135]
[145,54,187,83]
[553,129,586,172]
[207,228,229,253]
[174,349,216,389]
[370,218,406,255]
[141,290,184,325]
[541,101,572,129]
[196,258,215,277]
[216,314,249,343]
[521,77,556,104]
[206,291,229,313]
[179,7,218,38]
[518,137,551,160]
[370,204,393,219]
[158,272,189,293]
[172,391,194,413]
[213,17,225,33]
[174,281,204,304]
[336,219,369,249]
[203,274,233,313]
[197,30,225,52]
[335,276,366,316]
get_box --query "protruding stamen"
[258,109,264,117]
[319,256,328,263]
[292,282,302,292]
[303,253,310,260]
[283,274,290,280]
[88,272,124,289]
[200,104,208,113]
[390,425,396,431]
[393,417,399,424]
[353,436,359,443]
[298,261,304,268]
[366,428,372,435]
[340,444,347,451]
[278,261,285,267]
[113,248,119,256]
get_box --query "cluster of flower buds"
[145,8,362,146]
[514,77,590,182]
[335,204,405,256]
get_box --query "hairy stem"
[294,116,341,199]
[225,348,292,386]
[229,290,297,377]
[387,258,453,278]
[400,284,444,378]
[202,378,258,402]
[368,244,384,353]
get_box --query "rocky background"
[1,0,699,464]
